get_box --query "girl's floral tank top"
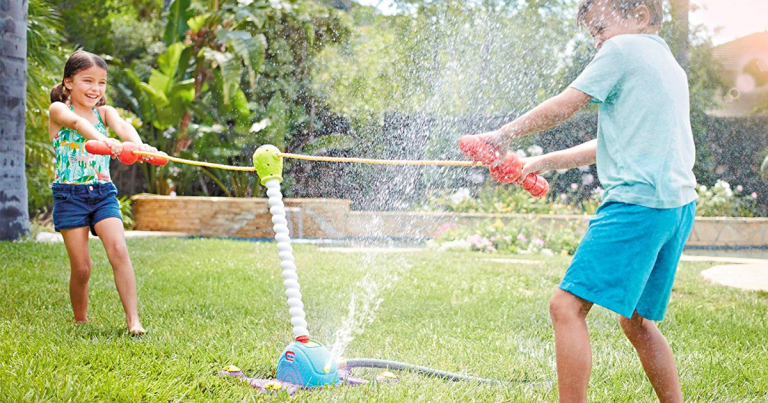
[52,106,112,185]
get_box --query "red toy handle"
[458,135,549,197]
[85,140,168,166]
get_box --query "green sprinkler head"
[253,145,284,185]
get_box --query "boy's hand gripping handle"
[458,135,549,198]
[85,140,168,166]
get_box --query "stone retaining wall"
[132,195,767,248]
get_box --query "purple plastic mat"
[218,368,398,395]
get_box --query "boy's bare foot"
[127,318,146,335]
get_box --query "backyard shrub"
[695,180,758,217]
[430,217,584,256]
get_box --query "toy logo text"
[285,351,295,362]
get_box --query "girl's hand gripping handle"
[85,140,168,166]
[458,135,549,198]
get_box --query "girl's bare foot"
[127,318,145,335]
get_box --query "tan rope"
[132,150,483,171]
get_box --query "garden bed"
[132,195,768,248]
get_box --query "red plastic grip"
[458,135,498,165]
[84,140,112,156]
[458,135,549,197]
[118,142,139,165]
[84,140,168,166]
[520,174,549,198]
[489,153,522,184]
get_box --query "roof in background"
[713,32,768,72]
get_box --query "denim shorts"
[52,182,122,236]
[560,200,696,321]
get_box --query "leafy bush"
[430,217,585,256]
[695,180,757,217]
[118,196,135,229]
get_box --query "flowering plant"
[432,218,584,255]
[695,180,757,217]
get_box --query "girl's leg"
[93,217,145,334]
[549,289,594,403]
[619,312,683,403]
[61,227,93,322]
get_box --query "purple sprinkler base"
[218,366,399,395]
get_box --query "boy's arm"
[472,88,593,160]
[49,102,111,142]
[518,139,597,181]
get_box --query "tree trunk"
[669,0,689,71]
[0,0,30,240]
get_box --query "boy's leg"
[61,227,92,322]
[550,289,594,403]
[93,217,144,334]
[619,312,682,403]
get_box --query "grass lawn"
[1,238,767,402]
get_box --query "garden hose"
[338,358,549,386]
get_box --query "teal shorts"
[560,200,696,321]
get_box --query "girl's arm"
[518,139,597,180]
[100,106,143,144]
[99,105,162,160]
[471,88,593,160]
[49,102,111,142]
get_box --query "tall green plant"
[26,0,71,216]
[113,0,351,197]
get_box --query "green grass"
[1,238,767,402]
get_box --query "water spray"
[89,140,550,393]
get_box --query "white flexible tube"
[265,178,308,338]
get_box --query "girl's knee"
[71,261,92,281]
[104,240,129,261]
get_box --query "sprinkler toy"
[102,144,551,394]
[214,145,545,394]
[458,135,549,197]
[85,140,168,166]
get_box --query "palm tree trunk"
[669,0,689,71]
[0,0,30,240]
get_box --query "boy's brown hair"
[577,0,664,28]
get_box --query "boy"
[467,1,697,402]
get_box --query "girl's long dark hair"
[50,50,109,106]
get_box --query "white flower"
[469,172,485,184]
[438,240,472,252]
[715,180,730,190]
[699,185,707,192]
[526,145,544,156]
[449,188,472,204]
[516,149,527,158]
[581,174,594,186]
[578,165,590,172]
[556,168,569,174]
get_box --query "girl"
[49,50,159,335]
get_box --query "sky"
[356,0,768,45]
[690,0,768,45]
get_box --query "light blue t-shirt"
[570,34,698,209]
